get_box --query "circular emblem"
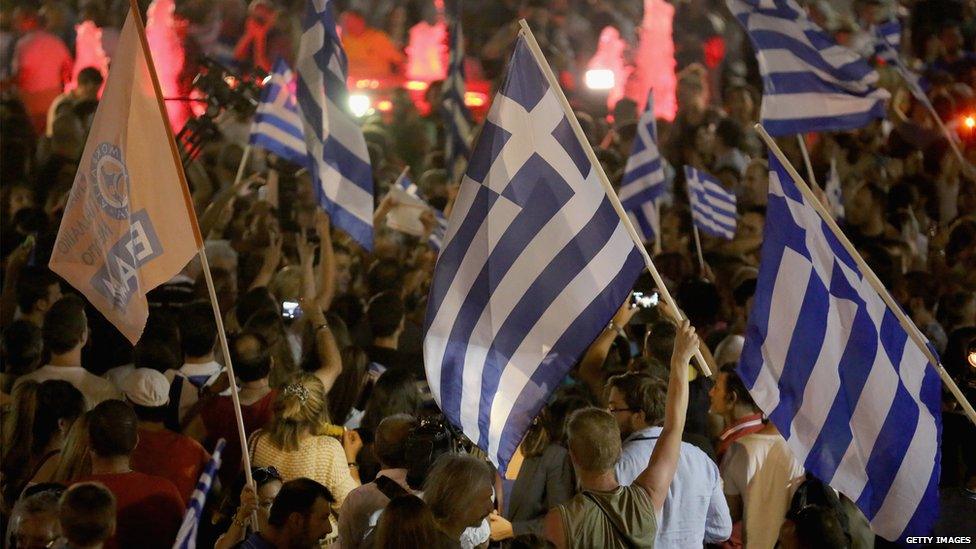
[89,143,130,219]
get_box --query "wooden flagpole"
[519,19,711,377]
[796,134,818,188]
[129,0,258,500]
[692,225,706,275]
[756,123,976,426]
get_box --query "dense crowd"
[1,0,975,548]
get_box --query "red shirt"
[74,471,184,549]
[131,427,210,503]
[200,389,277,486]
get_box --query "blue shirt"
[614,426,732,548]
[235,532,276,549]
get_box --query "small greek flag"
[685,166,737,239]
[249,59,308,167]
[173,439,225,549]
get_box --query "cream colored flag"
[50,8,201,344]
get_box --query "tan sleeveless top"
[557,484,657,548]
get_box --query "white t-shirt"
[16,365,121,409]
[721,433,805,549]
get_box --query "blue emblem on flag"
[90,143,131,220]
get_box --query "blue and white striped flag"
[825,156,844,221]
[249,59,308,167]
[297,0,374,250]
[873,19,901,64]
[441,14,473,174]
[394,169,449,251]
[620,96,668,243]
[424,32,645,472]
[685,166,737,239]
[875,27,930,105]
[741,152,941,542]
[173,439,226,549]
[727,0,890,136]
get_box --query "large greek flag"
[424,32,644,472]
[173,439,225,549]
[728,0,889,136]
[740,153,941,542]
[685,166,737,239]
[441,15,473,174]
[620,96,668,243]
[249,59,308,167]
[297,0,374,250]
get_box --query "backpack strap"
[374,475,409,501]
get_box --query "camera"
[630,290,659,309]
[281,300,302,320]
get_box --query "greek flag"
[873,19,901,64]
[685,166,737,239]
[424,33,644,472]
[876,27,929,105]
[395,169,449,251]
[173,439,226,549]
[249,59,308,167]
[740,153,941,542]
[727,0,889,136]
[297,0,374,250]
[825,157,844,221]
[620,96,668,243]
[441,14,473,174]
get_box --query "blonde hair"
[268,373,331,451]
[53,412,92,484]
[567,407,622,473]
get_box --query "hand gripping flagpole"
[518,19,712,377]
[756,123,976,426]
[130,0,258,507]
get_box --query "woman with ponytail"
[250,372,362,538]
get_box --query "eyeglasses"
[252,466,282,484]
[607,407,639,414]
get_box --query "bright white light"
[584,69,615,91]
[349,94,372,117]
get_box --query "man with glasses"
[7,489,61,549]
[607,372,731,547]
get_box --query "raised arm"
[578,301,637,405]
[634,320,697,512]
[247,231,283,291]
[313,211,336,311]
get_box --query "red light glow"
[464,92,487,107]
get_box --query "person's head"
[270,373,330,451]
[723,84,757,122]
[230,331,273,382]
[9,490,61,549]
[643,319,677,366]
[709,363,760,419]
[361,368,422,432]
[179,301,217,359]
[846,183,886,228]
[366,260,403,295]
[326,346,369,423]
[235,287,278,327]
[938,292,976,332]
[736,206,765,241]
[42,295,87,356]
[941,24,965,55]
[75,67,104,101]
[3,183,34,219]
[87,400,138,459]
[2,319,43,376]
[133,332,181,375]
[367,291,405,339]
[566,407,622,475]
[778,505,849,549]
[34,380,85,452]
[715,118,743,152]
[423,454,494,532]
[677,278,721,328]
[266,478,335,547]
[121,369,171,423]
[373,495,439,548]
[374,414,417,469]
[15,267,60,320]
[59,482,116,549]
[676,66,707,111]
[605,372,666,437]
[742,158,769,207]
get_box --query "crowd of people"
[1,0,975,547]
